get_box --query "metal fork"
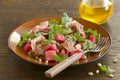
[45,37,109,78]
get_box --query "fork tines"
[95,37,109,51]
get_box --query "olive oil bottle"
[79,0,114,24]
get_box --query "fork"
[45,37,109,78]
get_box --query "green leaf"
[56,42,62,48]
[18,38,28,46]
[48,24,73,41]
[52,53,67,62]
[50,40,57,44]
[49,20,59,26]
[39,39,50,47]
[74,32,85,42]
[48,31,55,41]
[21,31,30,38]
[69,32,85,42]
[48,14,73,41]
[85,28,101,42]
[83,40,96,50]
[69,34,76,40]
[29,32,44,39]
[85,28,97,36]
[53,25,73,35]
[99,65,109,73]
[99,64,116,74]
[18,31,30,46]
[96,33,101,43]
[18,31,45,46]
[61,28,73,35]
[62,13,73,26]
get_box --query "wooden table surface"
[0,0,120,80]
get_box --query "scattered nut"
[108,74,114,78]
[88,72,94,76]
[113,58,118,63]
[96,70,100,74]
[97,63,102,67]
[39,59,42,62]
[45,61,48,64]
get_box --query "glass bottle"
[79,0,114,24]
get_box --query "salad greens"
[18,31,30,46]
[48,14,73,43]
[99,64,116,74]
[49,20,59,26]
[85,28,101,42]
[61,13,73,26]
[74,32,85,42]
[52,53,67,62]
[18,13,101,63]
[18,31,46,46]
[83,40,96,50]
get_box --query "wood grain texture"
[0,0,120,80]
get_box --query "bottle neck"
[82,0,113,8]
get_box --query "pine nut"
[97,63,102,67]
[96,70,100,74]
[108,74,114,78]
[113,58,118,63]
[88,72,94,76]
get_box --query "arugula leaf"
[52,53,67,62]
[50,40,57,44]
[85,29,95,35]
[99,64,116,74]
[18,31,45,47]
[85,28,101,42]
[49,20,59,26]
[18,31,45,46]
[21,31,30,38]
[52,25,73,35]
[48,24,73,41]
[39,39,50,47]
[68,32,85,42]
[69,34,76,40]
[18,31,30,46]
[99,65,109,73]
[96,33,101,43]
[48,14,73,41]
[62,13,73,26]
[29,32,46,39]
[74,32,85,42]
[18,38,28,46]
[61,28,73,35]
[83,40,96,50]
[48,31,55,41]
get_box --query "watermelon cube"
[24,41,32,53]
[45,50,56,61]
[89,35,96,44]
[55,34,65,43]
[47,44,57,51]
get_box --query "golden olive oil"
[79,1,114,24]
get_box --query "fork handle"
[45,51,86,78]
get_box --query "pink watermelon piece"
[45,50,56,61]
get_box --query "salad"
[18,13,101,63]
